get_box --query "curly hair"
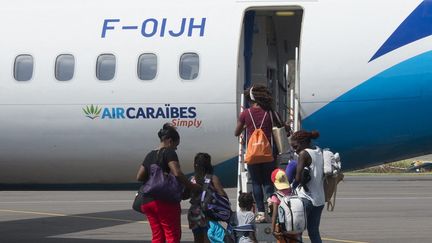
[244,84,273,111]
[291,130,320,144]
[238,191,254,211]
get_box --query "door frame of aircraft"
[238,7,303,123]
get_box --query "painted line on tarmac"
[0,200,132,204]
[0,209,190,228]
[271,235,367,243]
[338,197,432,200]
[320,237,369,243]
[1,209,369,242]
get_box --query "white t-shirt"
[235,211,255,243]
[296,146,325,206]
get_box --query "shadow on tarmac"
[0,209,193,243]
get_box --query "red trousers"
[141,200,181,243]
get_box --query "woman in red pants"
[136,123,198,243]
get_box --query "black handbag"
[132,189,144,213]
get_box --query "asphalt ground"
[1,175,432,243]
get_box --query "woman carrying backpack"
[136,123,199,243]
[235,84,276,223]
[187,152,229,243]
[290,130,325,243]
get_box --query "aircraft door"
[238,8,303,128]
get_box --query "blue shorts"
[192,225,209,235]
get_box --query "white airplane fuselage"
[1,0,432,185]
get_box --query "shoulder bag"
[133,149,184,213]
[271,111,290,154]
[141,148,184,201]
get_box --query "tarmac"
[1,174,432,243]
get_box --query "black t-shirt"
[142,148,179,172]
[140,148,179,204]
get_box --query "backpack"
[187,177,208,228]
[201,175,232,222]
[322,148,344,211]
[275,192,307,234]
[188,203,207,228]
[245,110,274,164]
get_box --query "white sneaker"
[255,212,266,223]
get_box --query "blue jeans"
[247,162,275,212]
[301,198,324,243]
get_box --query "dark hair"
[244,84,273,111]
[194,153,214,185]
[238,191,254,211]
[158,123,180,143]
[291,130,320,144]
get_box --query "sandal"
[255,212,266,223]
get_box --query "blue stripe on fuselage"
[213,157,238,187]
[303,51,432,170]
[216,51,432,185]
[370,0,432,62]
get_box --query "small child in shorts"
[231,192,257,243]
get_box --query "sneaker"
[255,212,266,223]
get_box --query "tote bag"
[140,149,184,202]
[271,111,290,154]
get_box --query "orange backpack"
[245,110,274,164]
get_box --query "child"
[269,169,300,243]
[188,153,227,243]
[231,192,257,243]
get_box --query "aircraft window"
[138,53,157,80]
[55,54,75,81]
[179,53,199,80]
[96,54,116,81]
[14,55,33,81]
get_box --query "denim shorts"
[192,225,209,234]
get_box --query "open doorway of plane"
[237,7,303,130]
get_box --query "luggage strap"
[201,174,212,202]
[233,223,255,232]
[248,109,267,130]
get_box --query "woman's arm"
[271,201,287,242]
[168,161,201,191]
[136,165,146,181]
[283,122,291,136]
[271,202,278,232]
[272,111,291,135]
[212,175,227,197]
[295,150,312,183]
[234,120,245,137]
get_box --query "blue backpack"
[201,175,232,222]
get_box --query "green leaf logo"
[83,105,102,119]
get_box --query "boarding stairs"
[236,101,300,241]
[236,47,301,241]
[236,100,274,241]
